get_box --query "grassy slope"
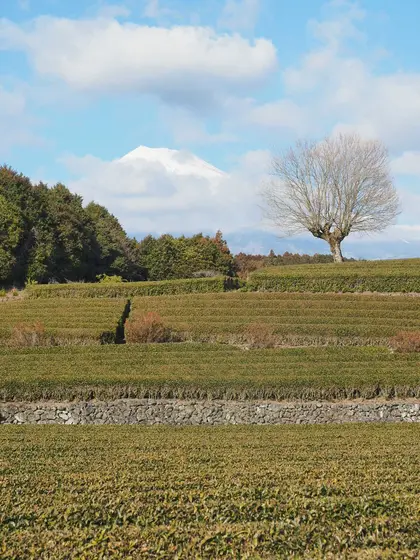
[1,344,420,401]
[0,298,128,344]
[131,292,420,342]
[1,424,419,558]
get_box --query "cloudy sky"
[1,0,420,258]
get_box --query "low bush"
[191,270,220,278]
[25,276,242,298]
[243,322,277,348]
[8,322,55,347]
[125,312,173,343]
[390,331,420,353]
[97,274,125,283]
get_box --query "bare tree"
[262,133,400,262]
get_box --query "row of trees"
[0,166,237,286]
[234,250,352,278]
[138,231,235,281]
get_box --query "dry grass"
[391,331,420,353]
[8,322,56,348]
[242,322,277,348]
[125,312,173,343]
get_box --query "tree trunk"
[328,236,344,263]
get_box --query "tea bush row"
[248,258,420,293]
[1,344,420,401]
[25,276,241,299]
[0,298,129,345]
[130,292,420,343]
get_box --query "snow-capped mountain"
[120,146,226,180]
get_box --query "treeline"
[0,166,235,286]
[234,250,355,277]
[0,165,340,286]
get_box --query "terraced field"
[1,424,419,558]
[0,298,129,344]
[1,344,420,401]
[248,258,420,293]
[131,292,420,343]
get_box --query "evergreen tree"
[0,194,23,283]
[45,184,97,282]
[85,202,145,280]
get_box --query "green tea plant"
[1,344,419,401]
[248,258,420,293]
[1,424,419,558]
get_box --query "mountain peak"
[120,145,226,179]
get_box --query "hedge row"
[25,276,241,298]
[248,259,420,293]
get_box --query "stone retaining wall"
[1,399,420,425]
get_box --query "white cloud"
[0,16,277,110]
[246,99,308,133]
[392,152,420,176]
[143,0,175,19]
[60,147,269,234]
[280,2,420,151]
[219,0,261,31]
[96,4,131,18]
[0,85,40,155]
[160,107,238,145]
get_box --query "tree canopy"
[262,133,400,262]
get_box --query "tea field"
[1,424,419,558]
[248,258,420,293]
[0,298,129,344]
[131,291,420,344]
[1,344,420,401]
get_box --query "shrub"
[0,288,6,298]
[243,322,277,349]
[97,274,125,284]
[191,270,220,278]
[125,312,173,343]
[390,331,420,353]
[9,322,54,347]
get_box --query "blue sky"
[1,0,420,257]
